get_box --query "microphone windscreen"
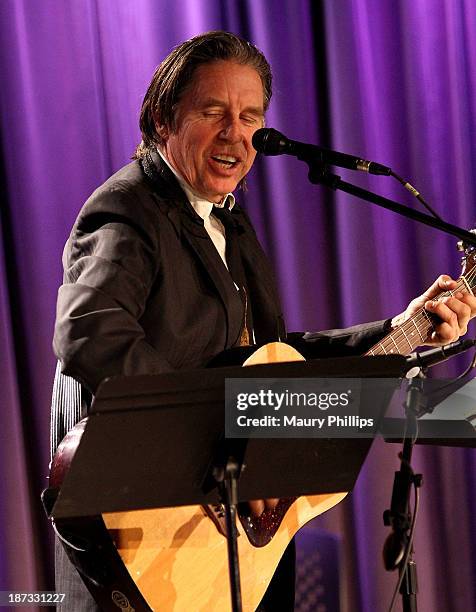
[252,128,287,155]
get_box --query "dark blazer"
[50,151,389,454]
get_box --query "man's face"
[162,60,265,202]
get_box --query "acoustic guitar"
[48,250,476,611]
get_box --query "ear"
[156,122,169,142]
[153,113,169,142]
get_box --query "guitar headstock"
[457,229,476,288]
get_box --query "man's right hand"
[248,498,280,517]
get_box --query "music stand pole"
[214,456,243,612]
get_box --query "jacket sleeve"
[286,319,392,359]
[53,184,172,394]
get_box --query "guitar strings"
[367,271,475,356]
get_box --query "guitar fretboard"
[364,278,472,357]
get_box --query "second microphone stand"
[383,375,425,612]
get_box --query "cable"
[390,170,443,220]
[432,347,476,390]
[419,348,476,414]
[387,482,420,612]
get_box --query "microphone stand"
[382,337,475,612]
[305,162,476,245]
[383,375,424,612]
[300,158,476,610]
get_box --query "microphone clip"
[306,161,340,188]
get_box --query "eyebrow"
[200,98,264,116]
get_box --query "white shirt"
[157,148,234,268]
[157,148,254,344]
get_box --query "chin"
[208,181,240,199]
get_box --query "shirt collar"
[157,148,235,221]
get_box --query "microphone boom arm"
[310,166,476,246]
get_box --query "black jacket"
[50,151,389,454]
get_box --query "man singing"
[51,31,476,611]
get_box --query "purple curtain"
[0,1,475,610]
[317,4,476,611]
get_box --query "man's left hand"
[392,275,476,346]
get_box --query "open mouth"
[210,154,240,168]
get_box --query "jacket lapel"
[232,206,286,343]
[142,150,244,348]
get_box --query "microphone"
[406,338,476,375]
[252,127,391,175]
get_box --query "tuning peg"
[457,229,476,253]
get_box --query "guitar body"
[48,342,347,611]
[47,244,476,610]
[103,492,346,611]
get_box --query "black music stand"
[48,355,406,611]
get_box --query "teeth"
[213,155,237,163]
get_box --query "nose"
[219,115,243,142]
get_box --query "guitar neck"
[364,277,471,357]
